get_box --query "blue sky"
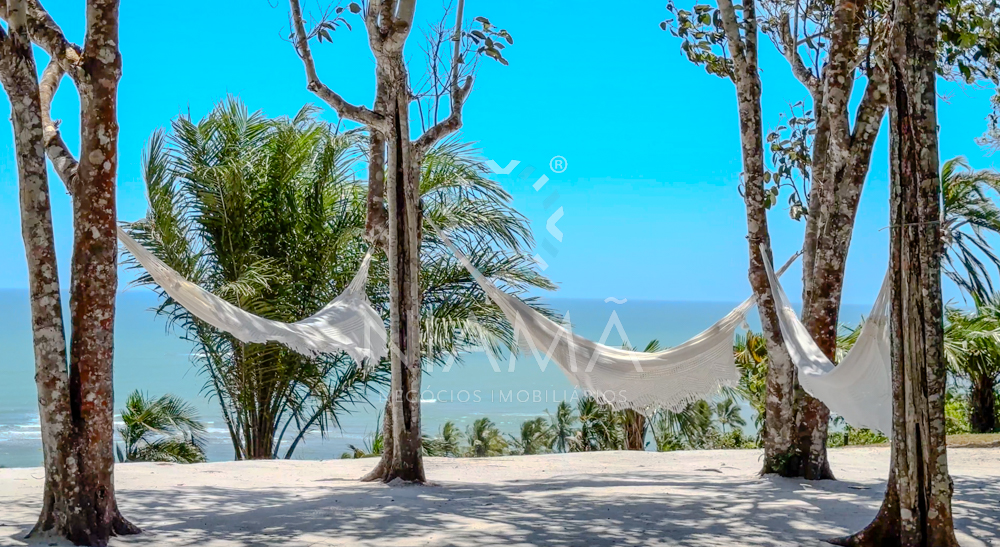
[0,0,996,305]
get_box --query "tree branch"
[848,62,888,160]
[384,0,417,49]
[779,13,820,95]
[414,0,470,154]
[743,0,759,72]
[0,0,83,79]
[820,0,864,168]
[717,0,749,80]
[287,0,386,129]
[39,60,79,195]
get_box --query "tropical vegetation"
[116,390,207,464]
[124,99,553,461]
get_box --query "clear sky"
[0,1,995,305]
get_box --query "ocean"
[0,289,868,468]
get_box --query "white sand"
[1,447,997,546]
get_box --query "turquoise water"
[0,289,867,468]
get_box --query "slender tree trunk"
[288,0,475,484]
[380,65,426,482]
[0,19,73,546]
[832,0,959,540]
[717,0,799,476]
[968,373,997,433]
[0,1,138,543]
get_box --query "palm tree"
[508,417,552,455]
[714,398,746,434]
[618,340,662,450]
[125,100,389,460]
[342,430,384,459]
[117,391,207,464]
[732,331,768,440]
[547,401,578,453]
[465,417,508,457]
[576,396,623,451]
[652,399,714,450]
[125,99,552,460]
[423,420,463,457]
[941,156,1000,300]
[342,413,385,459]
[418,138,556,364]
[835,320,864,362]
[944,300,1000,432]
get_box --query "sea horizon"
[0,288,869,468]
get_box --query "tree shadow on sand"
[8,463,995,547]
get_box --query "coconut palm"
[576,396,623,451]
[835,320,864,362]
[617,340,662,450]
[423,420,463,457]
[117,391,207,464]
[125,100,390,460]
[941,156,1000,300]
[547,400,578,453]
[652,399,714,450]
[508,417,553,455]
[732,331,768,438]
[465,417,508,457]
[342,429,384,459]
[342,412,385,459]
[125,99,552,460]
[944,300,1000,432]
[714,398,746,434]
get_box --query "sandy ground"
[1,447,997,547]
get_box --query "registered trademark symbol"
[549,156,568,173]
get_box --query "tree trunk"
[832,0,959,540]
[0,1,138,544]
[367,51,426,483]
[718,0,799,476]
[795,158,875,481]
[771,0,889,480]
[623,410,646,450]
[968,374,997,433]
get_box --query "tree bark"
[968,373,997,433]
[0,1,138,544]
[623,410,646,450]
[771,0,890,480]
[290,0,476,483]
[717,0,799,476]
[381,57,426,482]
[832,0,960,540]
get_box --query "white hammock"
[435,225,797,414]
[762,253,892,434]
[118,227,388,367]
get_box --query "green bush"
[945,389,972,435]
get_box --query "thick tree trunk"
[794,160,871,481]
[382,83,425,482]
[623,410,646,450]
[832,0,959,541]
[968,374,997,433]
